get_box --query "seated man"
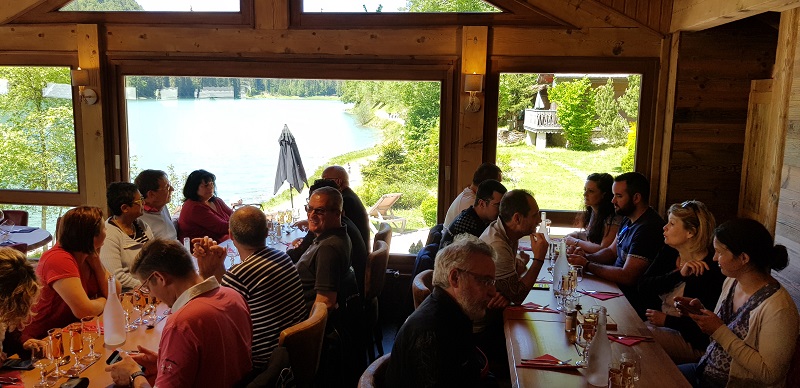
[568,172,665,318]
[443,162,502,227]
[193,205,308,371]
[441,179,507,249]
[134,169,177,240]
[385,235,498,387]
[322,165,370,250]
[105,239,252,388]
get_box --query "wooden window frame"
[484,56,660,192]
[0,53,85,207]
[104,56,457,206]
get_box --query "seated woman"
[21,206,115,342]
[678,218,799,388]
[639,200,724,364]
[0,247,41,362]
[564,173,622,253]
[100,182,154,291]
[178,169,233,242]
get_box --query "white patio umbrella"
[274,124,308,207]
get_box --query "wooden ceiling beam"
[523,0,663,37]
[0,0,56,24]
[671,0,800,32]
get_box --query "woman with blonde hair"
[21,206,116,342]
[0,247,41,362]
[639,200,725,363]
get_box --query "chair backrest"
[357,353,391,388]
[374,222,392,251]
[367,193,402,217]
[7,242,28,254]
[365,240,390,301]
[412,269,433,309]
[279,301,328,388]
[2,210,28,226]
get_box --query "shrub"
[548,77,597,151]
[420,194,438,227]
[620,122,637,172]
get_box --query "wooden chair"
[364,240,390,361]
[4,242,28,254]
[412,269,433,309]
[367,193,406,233]
[279,301,328,388]
[1,210,28,226]
[373,222,392,252]
[357,353,391,388]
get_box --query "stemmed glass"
[119,292,138,331]
[80,316,100,361]
[31,337,53,388]
[575,322,596,367]
[66,323,84,375]
[0,218,14,242]
[47,328,65,378]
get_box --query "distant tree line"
[125,76,342,99]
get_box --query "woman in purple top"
[178,170,233,242]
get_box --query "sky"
[131,0,409,13]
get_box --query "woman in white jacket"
[677,218,799,388]
[100,182,154,291]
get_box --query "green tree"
[0,66,78,227]
[548,77,596,151]
[405,0,499,12]
[594,78,628,146]
[619,74,641,120]
[498,73,539,129]
[620,122,637,172]
[61,0,143,11]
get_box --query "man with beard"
[385,235,498,388]
[568,172,665,318]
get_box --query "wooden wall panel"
[594,0,673,33]
[665,19,778,224]
[491,26,662,57]
[0,25,76,51]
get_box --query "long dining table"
[18,311,168,387]
[504,273,692,387]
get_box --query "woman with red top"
[21,206,116,341]
[177,169,233,242]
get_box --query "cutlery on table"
[521,358,572,365]
[581,289,620,295]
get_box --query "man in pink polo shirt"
[105,239,252,388]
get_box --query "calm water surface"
[127,98,380,203]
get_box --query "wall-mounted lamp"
[464,73,483,113]
[71,68,97,105]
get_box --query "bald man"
[322,165,370,250]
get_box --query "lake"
[126,98,381,204]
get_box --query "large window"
[495,72,642,211]
[124,75,441,254]
[303,0,500,13]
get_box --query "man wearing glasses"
[105,239,252,388]
[386,235,498,387]
[440,179,507,249]
[568,172,665,318]
[295,186,365,386]
[134,169,177,240]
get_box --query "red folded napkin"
[578,291,623,301]
[83,322,105,334]
[0,370,24,388]
[608,335,644,346]
[507,302,559,314]
[516,354,579,369]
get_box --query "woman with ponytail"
[678,218,799,387]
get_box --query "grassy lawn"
[498,143,627,211]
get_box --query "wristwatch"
[130,370,146,386]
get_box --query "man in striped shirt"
[194,206,308,370]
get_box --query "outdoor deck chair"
[367,193,406,234]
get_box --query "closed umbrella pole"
[274,124,308,208]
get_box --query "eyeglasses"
[135,272,156,294]
[304,205,329,216]
[456,268,495,287]
[159,184,174,192]
[131,198,143,206]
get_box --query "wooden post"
[76,24,107,209]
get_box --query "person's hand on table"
[130,345,158,379]
[645,309,666,326]
[105,351,146,387]
[292,220,309,232]
[679,260,709,277]
[487,293,510,309]
[290,237,304,249]
[567,254,588,267]
[23,339,46,353]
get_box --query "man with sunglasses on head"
[568,171,665,319]
[296,186,366,386]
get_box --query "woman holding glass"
[639,200,724,364]
[21,206,117,342]
[0,247,43,362]
[100,182,154,291]
[678,218,799,387]
[564,173,622,253]
[178,169,233,242]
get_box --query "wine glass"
[31,337,53,388]
[80,316,100,361]
[575,322,596,366]
[146,294,159,323]
[119,292,138,331]
[0,218,14,242]
[66,323,85,375]
[47,328,65,378]
[556,274,571,311]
